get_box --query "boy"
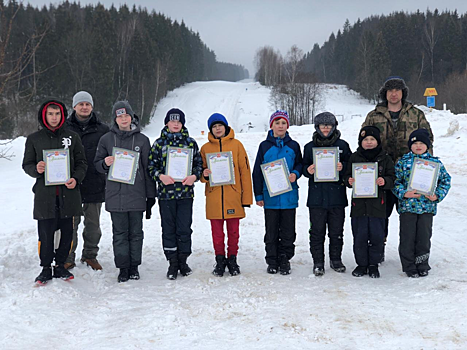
[22,99,87,284]
[148,108,203,280]
[252,110,302,275]
[392,129,451,278]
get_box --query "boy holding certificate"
[252,110,303,275]
[200,113,253,277]
[148,108,203,280]
[392,129,451,278]
[302,112,352,276]
[344,126,395,278]
[22,99,87,284]
[94,101,156,283]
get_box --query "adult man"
[64,91,109,270]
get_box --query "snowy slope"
[1,81,466,349]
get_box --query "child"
[392,129,451,278]
[344,126,395,278]
[302,112,352,276]
[22,99,87,284]
[148,108,203,280]
[252,110,303,275]
[200,113,253,277]
[94,101,156,283]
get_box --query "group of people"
[22,76,451,285]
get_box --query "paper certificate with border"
[108,147,140,185]
[166,146,193,182]
[260,158,292,197]
[43,149,70,186]
[408,158,440,196]
[312,147,339,182]
[352,162,378,198]
[206,151,235,187]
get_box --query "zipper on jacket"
[220,138,225,219]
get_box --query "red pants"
[210,218,240,256]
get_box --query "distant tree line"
[0,0,248,138]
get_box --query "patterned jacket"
[392,152,451,215]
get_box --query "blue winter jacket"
[252,130,303,209]
[392,151,451,216]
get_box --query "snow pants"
[210,218,240,257]
[264,209,296,266]
[110,211,144,269]
[351,216,385,267]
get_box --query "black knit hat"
[164,108,186,126]
[408,128,431,150]
[379,76,409,102]
[314,112,338,138]
[358,126,381,148]
[112,101,134,121]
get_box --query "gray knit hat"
[379,76,409,102]
[314,112,338,138]
[112,101,134,121]
[72,91,94,107]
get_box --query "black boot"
[178,254,192,277]
[352,265,368,277]
[330,260,346,273]
[368,265,380,278]
[279,254,291,275]
[35,266,52,284]
[226,255,241,276]
[53,265,74,280]
[118,268,129,283]
[267,264,278,274]
[212,255,226,277]
[129,266,140,280]
[313,263,325,276]
[167,258,179,280]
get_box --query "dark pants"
[351,216,385,267]
[399,213,433,273]
[159,198,193,260]
[264,209,296,265]
[110,211,144,269]
[308,207,345,264]
[211,218,240,257]
[384,190,398,239]
[37,202,73,267]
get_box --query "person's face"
[411,141,428,155]
[387,88,403,105]
[167,120,182,133]
[45,106,62,128]
[211,123,226,138]
[319,124,333,137]
[271,118,288,137]
[362,136,378,150]
[116,113,132,131]
[73,102,93,118]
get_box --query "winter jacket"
[65,111,109,203]
[200,128,253,220]
[94,117,156,212]
[22,99,87,220]
[344,148,395,218]
[392,151,451,216]
[362,101,433,162]
[302,131,352,208]
[252,130,303,209]
[148,126,203,200]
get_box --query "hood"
[37,99,68,132]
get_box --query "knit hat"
[164,108,186,126]
[112,101,134,121]
[72,91,93,108]
[207,113,228,132]
[379,76,409,102]
[269,110,289,128]
[314,112,338,138]
[358,126,381,148]
[408,128,431,150]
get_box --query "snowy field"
[1,81,466,349]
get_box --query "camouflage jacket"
[362,102,433,162]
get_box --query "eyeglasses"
[319,124,333,128]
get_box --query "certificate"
[260,158,292,197]
[408,158,440,196]
[43,149,70,186]
[313,147,339,182]
[166,146,193,182]
[352,162,378,198]
[108,147,140,185]
[206,151,235,187]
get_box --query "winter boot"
[418,270,429,277]
[352,265,368,277]
[313,263,325,276]
[330,260,346,273]
[81,258,103,270]
[53,265,74,280]
[279,255,291,275]
[267,264,278,274]
[368,265,380,278]
[118,268,129,283]
[167,258,179,280]
[35,267,52,285]
[406,270,419,278]
[212,255,227,277]
[178,254,192,277]
[129,266,140,280]
[226,255,241,276]
[64,262,76,270]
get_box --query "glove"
[146,198,156,219]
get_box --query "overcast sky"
[25,0,467,75]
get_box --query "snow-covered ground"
[1,81,466,349]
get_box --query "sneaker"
[406,270,420,278]
[64,262,76,270]
[35,267,52,285]
[313,264,325,276]
[213,255,227,277]
[226,255,241,276]
[330,260,346,273]
[418,270,429,277]
[81,258,102,270]
[279,255,291,275]
[368,265,380,278]
[267,264,278,274]
[178,255,192,277]
[118,268,129,283]
[352,265,368,277]
[129,266,140,280]
[167,258,178,280]
[53,265,74,280]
